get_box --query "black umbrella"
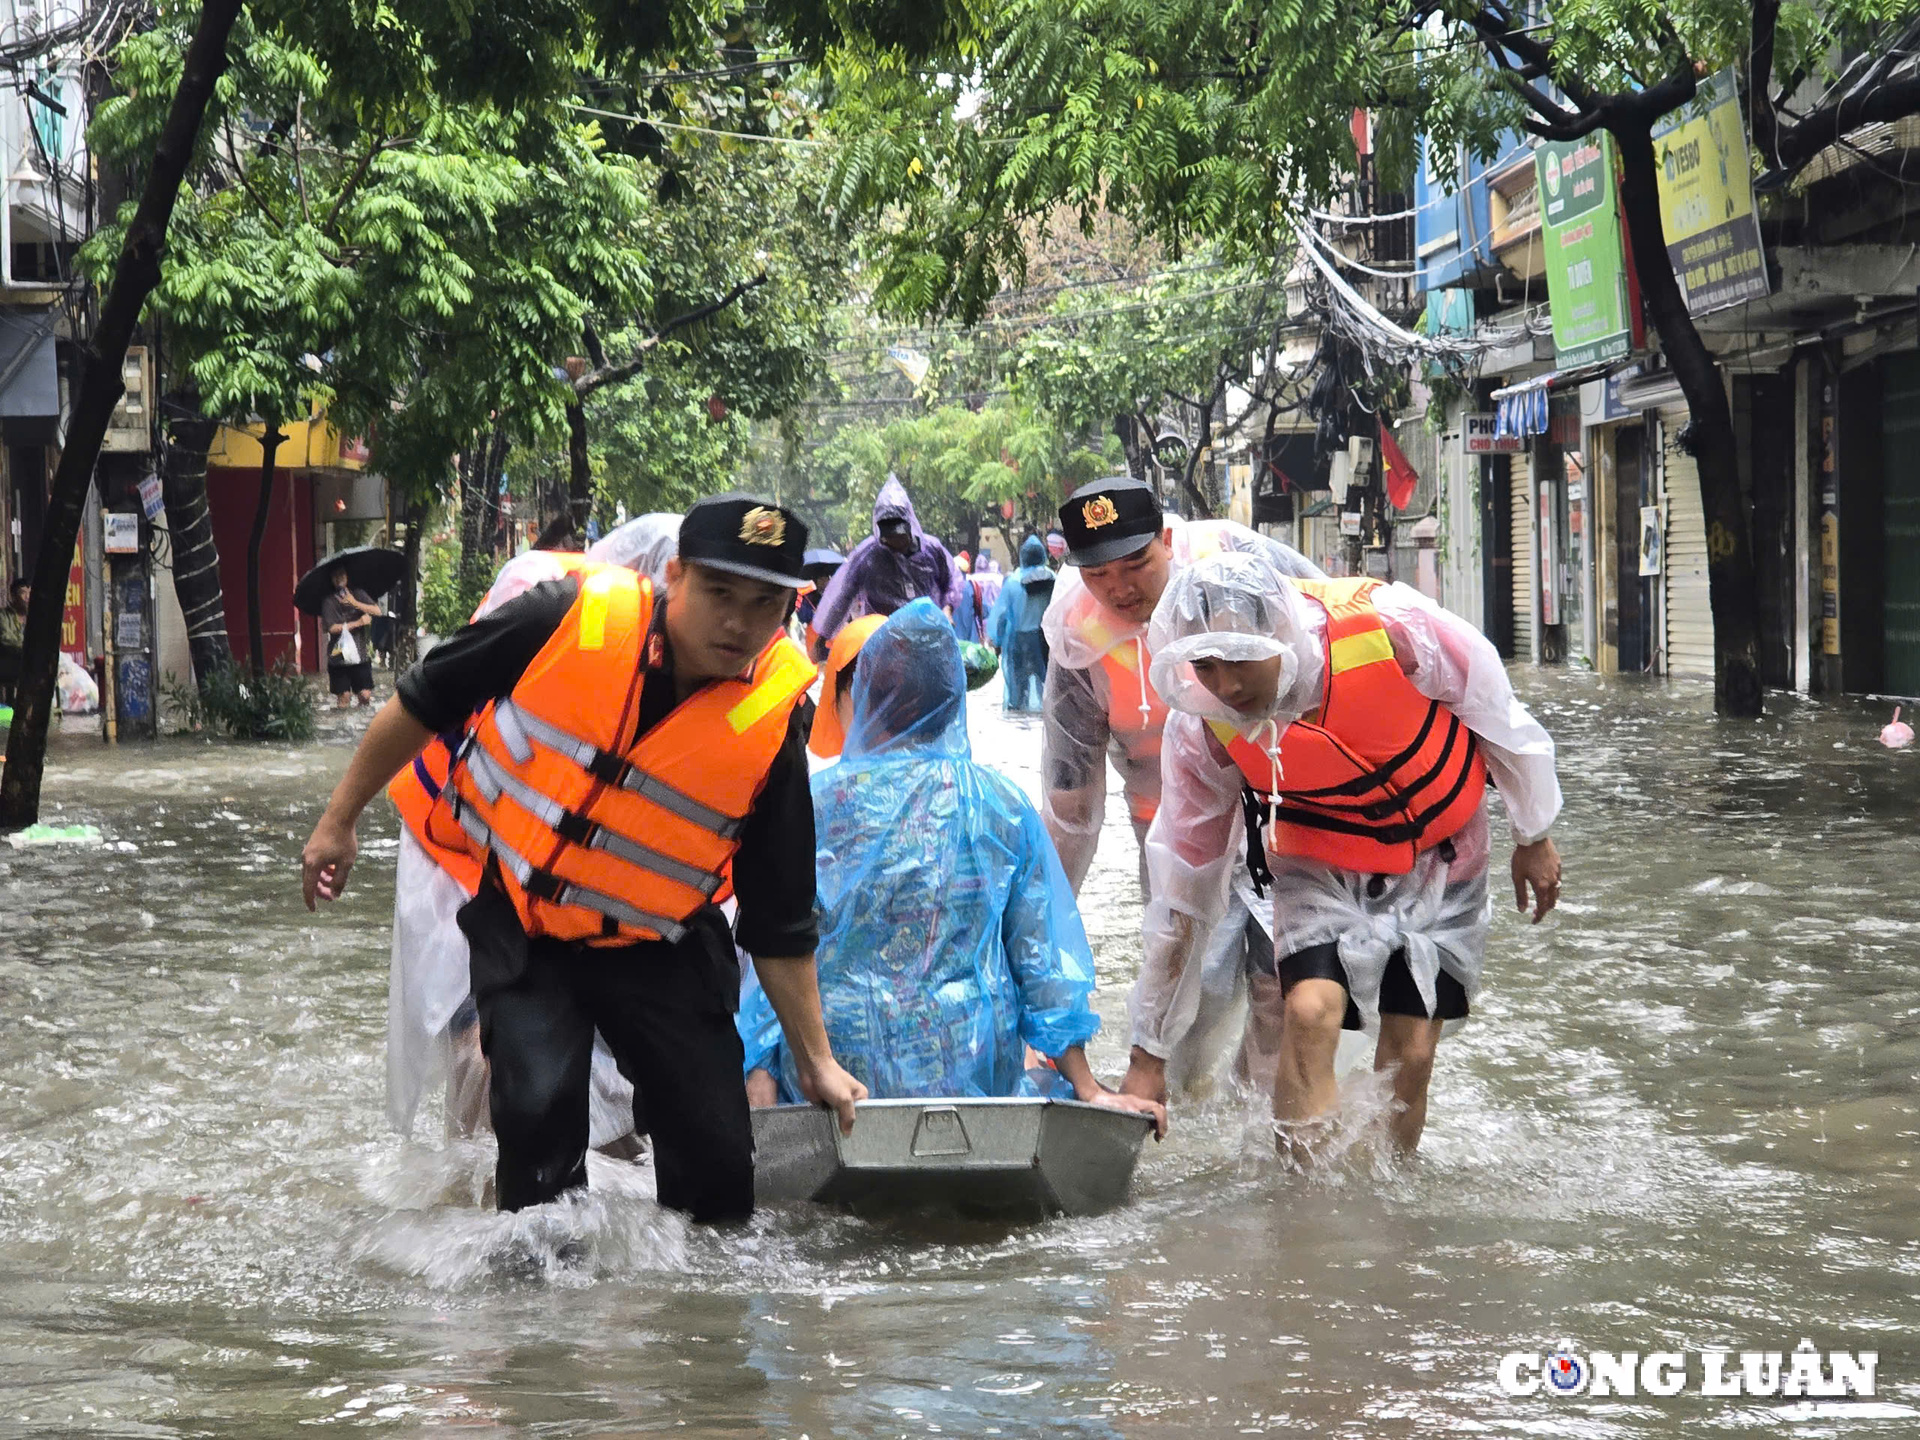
[802,546,845,582]
[293,546,408,616]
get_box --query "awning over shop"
[0,309,61,445]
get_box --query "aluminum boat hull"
[751,1097,1153,1220]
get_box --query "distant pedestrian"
[987,535,1053,712]
[0,579,26,704]
[320,566,380,708]
[809,476,965,654]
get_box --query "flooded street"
[2,670,1917,1437]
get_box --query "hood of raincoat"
[843,598,968,762]
[1017,535,1048,570]
[584,512,681,583]
[1041,515,1327,671]
[871,475,924,541]
[1146,549,1324,730]
[473,514,681,617]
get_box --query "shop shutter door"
[1661,406,1715,676]
[1510,451,1533,660]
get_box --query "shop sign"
[1465,413,1524,454]
[1537,134,1634,368]
[1338,511,1363,536]
[1652,69,1770,316]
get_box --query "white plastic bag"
[56,652,98,714]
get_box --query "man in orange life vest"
[1123,550,1563,1156]
[1040,476,1323,1092]
[301,494,867,1219]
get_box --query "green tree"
[828,0,1920,716]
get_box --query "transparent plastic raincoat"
[385,514,682,1144]
[1038,516,1323,888]
[737,599,1101,1100]
[1131,550,1561,1045]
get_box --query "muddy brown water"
[1,671,1916,1436]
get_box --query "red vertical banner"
[61,542,85,661]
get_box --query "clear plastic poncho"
[1133,549,1562,1035]
[1037,517,1323,889]
[385,517,682,1144]
[737,598,1101,1100]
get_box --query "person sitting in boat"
[739,599,1167,1135]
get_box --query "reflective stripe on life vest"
[448,567,816,945]
[1213,576,1487,875]
[385,551,606,898]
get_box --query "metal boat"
[751,1097,1154,1220]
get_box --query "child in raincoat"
[739,600,1165,1133]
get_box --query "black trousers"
[458,887,754,1222]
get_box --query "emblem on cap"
[740,506,787,547]
[1081,495,1121,530]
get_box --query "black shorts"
[1277,940,1469,1030]
[328,660,374,695]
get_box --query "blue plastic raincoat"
[987,536,1054,711]
[738,599,1101,1099]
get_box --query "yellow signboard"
[1653,69,1769,316]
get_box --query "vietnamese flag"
[1380,420,1419,511]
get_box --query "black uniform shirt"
[395,576,817,1003]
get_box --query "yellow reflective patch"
[727,648,817,734]
[1207,718,1239,747]
[1107,643,1139,672]
[1329,627,1395,674]
[577,570,623,652]
[578,595,608,651]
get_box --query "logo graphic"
[1081,496,1121,530]
[1546,1342,1586,1395]
[1544,150,1562,197]
[739,506,787,547]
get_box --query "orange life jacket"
[1211,577,1487,876]
[445,567,816,946]
[1097,642,1167,825]
[385,551,603,896]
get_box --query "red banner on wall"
[61,542,85,660]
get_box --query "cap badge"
[1081,495,1121,530]
[740,506,787,547]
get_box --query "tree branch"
[571,272,768,399]
[1771,69,1920,172]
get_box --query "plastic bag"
[57,652,98,714]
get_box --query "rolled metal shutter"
[1510,450,1534,660]
[1659,406,1714,676]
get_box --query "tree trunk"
[1,0,246,829]
[394,489,426,670]
[157,401,232,686]
[566,399,592,536]
[1613,120,1764,717]
[455,440,490,604]
[245,423,285,675]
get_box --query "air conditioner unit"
[102,345,152,452]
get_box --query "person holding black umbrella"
[321,564,382,708]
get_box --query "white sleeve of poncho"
[1131,710,1246,1059]
[1371,582,1563,845]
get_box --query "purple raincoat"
[811,476,966,640]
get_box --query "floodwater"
[1,670,1917,1437]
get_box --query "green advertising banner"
[1536,134,1634,369]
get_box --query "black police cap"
[678,492,810,587]
[1057,476,1164,567]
